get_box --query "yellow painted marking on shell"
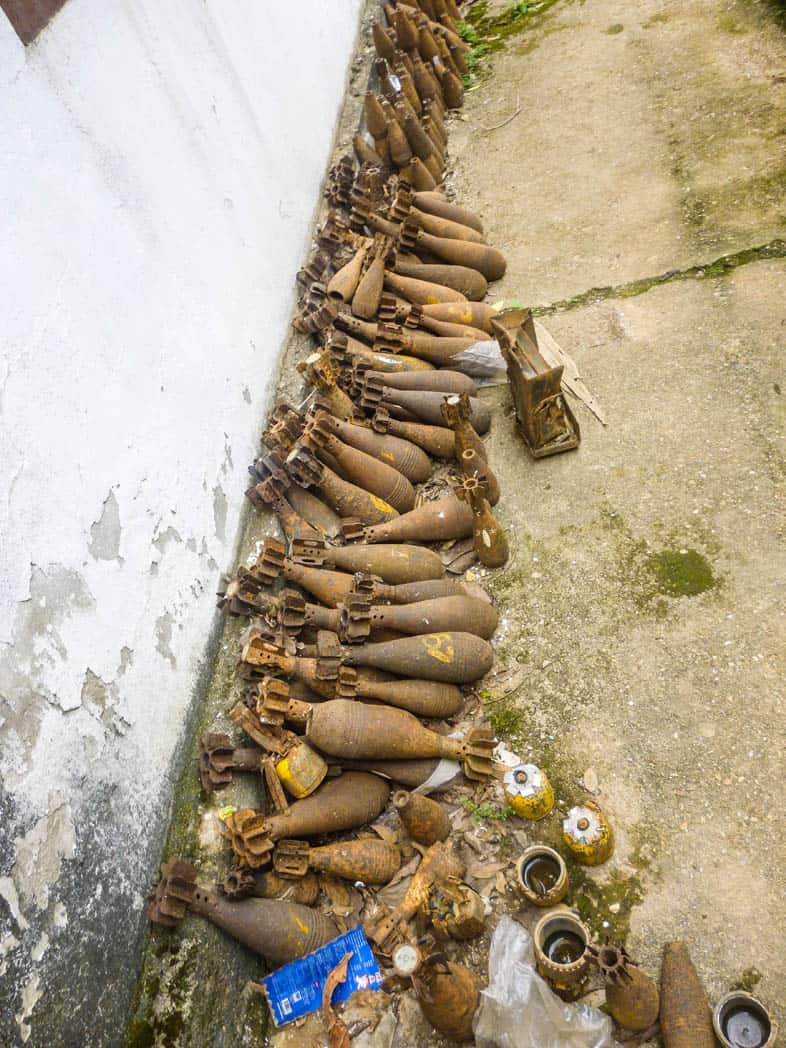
[295,917,310,935]
[382,452,395,462]
[219,805,237,822]
[422,632,454,663]
[482,529,491,546]
[371,495,394,512]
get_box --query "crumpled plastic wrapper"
[451,340,507,384]
[473,916,620,1048]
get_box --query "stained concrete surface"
[452,0,785,1034]
[128,0,785,1044]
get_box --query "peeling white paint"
[0,0,362,1038]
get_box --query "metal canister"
[515,845,569,907]
[713,991,777,1048]
[562,800,614,865]
[533,908,591,998]
[503,763,554,820]
[274,740,328,798]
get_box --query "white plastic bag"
[473,916,618,1048]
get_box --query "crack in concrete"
[533,238,786,315]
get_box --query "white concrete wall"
[0,1,361,1043]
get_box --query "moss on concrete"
[645,548,716,597]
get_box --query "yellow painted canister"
[503,763,554,821]
[562,800,614,866]
[275,742,328,799]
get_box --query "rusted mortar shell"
[384,269,467,305]
[302,416,416,513]
[515,845,569,907]
[328,328,435,374]
[407,206,485,243]
[380,99,412,168]
[364,93,388,138]
[339,632,494,685]
[399,156,439,192]
[336,666,463,718]
[426,879,486,940]
[198,733,260,792]
[353,235,394,320]
[445,0,461,21]
[442,392,489,463]
[286,445,399,526]
[422,113,447,159]
[432,56,464,109]
[263,401,305,450]
[394,258,488,300]
[418,314,490,340]
[415,958,481,1043]
[401,219,505,281]
[417,22,440,61]
[290,535,445,584]
[274,737,329,799]
[216,572,276,618]
[250,537,355,608]
[371,408,455,458]
[359,493,475,544]
[306,699,497,765]
[371,386,491,433]
[460,447,500,506]
[351,573,489,606]
[148,858,338,966]
[223,772,390,868]
[394,99,437,164]
[421,299,495,331]
[533,909,592,997]
[373,324,481,366]
[222,865,320,906]
[333,313,378,344]
[589,941,660,1033]
[411,52,443,108]
[394,789,450,845]
[359,367,477,397]
[372,21,396,60]
[412,191,484,234]
[326,243,370,302]
[274,838,401,885]
[396,66,424,118]
[338,757,444,787]
[341,593,498,641]
[353,133,384,168]
[562,800,615,866]
[297,350,356,421]
[455,474,509,568]
[435,31,463,78]
[393,7,419,49]
[356,207,401,241]
[315,412,432,483]
[713,991,776,1048]
[661,941,717,1048]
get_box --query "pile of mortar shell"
[149,1,515,1043]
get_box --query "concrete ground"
[128,0,785,1044]
[451,0,786,1034]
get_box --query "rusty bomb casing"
[383,269,467,306]
[326,241,371,303]
[336,632,494,684]
[371,407,456,458]
[425,879,486,941]
[290,535,445,583]
[356,365,477,397]
[301,414,416,513]
[393,258,488,300]
[273,837,401,885]
[355,493,475,544]
[420,300,495,332]
[660,941,716,1048]
[148,858,337,967]
[393,789,450,845]
[286,445,399,526]
[413,956,481,1043]
[296,350,356,422]
[222,771,390,867]
[363,383,491,434]
[351,572,491,606]
[339,592,498,641]
[590,942,660,1033]
[313,409,432,483]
